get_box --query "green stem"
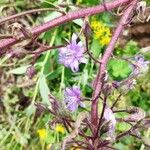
[59,66,65,95]
[0,55,10,66]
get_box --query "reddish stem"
[0,0,131,50]
[91,0,138,130]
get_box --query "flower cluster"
[58,34,87,72]
[64,86,84,112]
[91,20,111,46]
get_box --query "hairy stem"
[91,0,138,132]
[0,0,131,50]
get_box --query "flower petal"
[80,57,88,64]
[70,60,79,72]
[71,33,78,45]
[64,86,83,112]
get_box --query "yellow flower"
[94,30,104,39]
[91,20,111,46]
[37,128,47,140]
[55,124,65,134]
[100,36,111,46]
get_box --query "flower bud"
[26,66,36,79]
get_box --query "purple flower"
[133,55,149,75]
[104,107,116,128]
[58,34,87,72]
[64,86,84,112]
[104,106,116,139]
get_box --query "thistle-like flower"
[64,86,84,112]
[58,34,87,72]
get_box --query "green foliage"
[108,59,132,81]
[117,122,131,132]
[127,72,150,111]
[91,39,102,58]
[39,75,50,104]
[9,65,30,75]
[115,40,139,56]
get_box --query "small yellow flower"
[37,128,47,140]
[91,19,111,46]
[55,124,65,134]
[94,30,104,39]
[100,36,111,46]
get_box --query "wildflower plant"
[0,0,150,150]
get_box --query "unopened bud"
[83,20,91,38]
[26,66,36,79]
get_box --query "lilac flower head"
[64,86,84,112]
[103,106,116,140]
[133,55,149,75]
[58,33,87,72]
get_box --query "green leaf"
[9,65,30,75]
[81,69,88,87]
[115,40,139,56]
[39,75,50,104]
[117,122,131,131]
[114,142,129,150]
[124,40,139,56]
[90,39,102,58]
[73,19,84,27]
[45,131,55,144]
[25,104,36,117]
[46,66,63,80]
[108,59,132,81]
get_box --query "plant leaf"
[9,65,30,75]
[39,75,50,104]
[108,59,132,81]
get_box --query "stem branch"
[0,0,131,50]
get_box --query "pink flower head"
[58,34,87,72]
[64,86,84,112]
